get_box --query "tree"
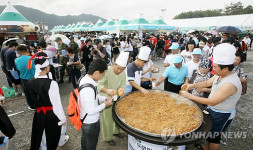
[173,2,253,19]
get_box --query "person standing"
[5,42,24,96]
[185,48,202,80]
[125,46,151,95]
[79,59,113,150]
[156,56,188,93]
[111,37,121,63]
[28,52,67,150]
[181,40,196,63]
[15,45,36,110]
[80,37,86,49]
[56,37,69,84]
[80,38,93,74]
[164,43,181,67]
[66,47,81,89]
[181,43,242,150]
[91,39,106,60]
[40,41,56,80]
[243,33,251,50]
[150,34,157,60]
[0,41,12,87]
[97,52,129,145]
[69,36,79,55]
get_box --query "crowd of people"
[0,30,251,150]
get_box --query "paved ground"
[0,50,252,150]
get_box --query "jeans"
[83,61,91,74]
[81,120,100,150]
[21,79,35,109]
[70,68,81,89]
[1,66,12,87]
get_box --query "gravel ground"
[0,50,252,150]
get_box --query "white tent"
[168,14,253,31]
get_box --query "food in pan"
[116,92,202,135]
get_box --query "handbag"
[75,63,85,71]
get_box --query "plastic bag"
[1,87,15,98]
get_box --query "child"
[27,52,68,150]
[189,59,213,98]
[66,47,81,89]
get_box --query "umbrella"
[187,30,197,34]
[2,38,23,47]
[48,34,68,41]
[217,26,241,34]
[237,31,253,38]
[99,35,113,40]
[208,30,218,35]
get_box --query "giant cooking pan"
[112,90,213,146]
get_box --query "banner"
[0,25,40,33]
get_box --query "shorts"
[7,71,21,85]
[206,107,231,144]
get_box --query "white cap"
[115,52,129,67]
[138,46,151,61]
[213,43,236,65]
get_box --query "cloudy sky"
[1,0,252,21]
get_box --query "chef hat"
[115,51,129,67]
[213,43,236,65]
[137,46,151,61]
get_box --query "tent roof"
[168,14,253,30]
[0,3,34,25]
[103,18,115,26]
[94,19,104,27]
[129,18,149,25]
[151,19,167,25]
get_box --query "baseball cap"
[170,43,180,50]
[199,59,212,68]
[192,48,202,55]
[173,56,183,64]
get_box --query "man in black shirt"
[0,41,12,87]
[80,39,93,73]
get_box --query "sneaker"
[15,92,21,96]
[28,107,36,111]
[22,93,25,97]
[58,135,69,147]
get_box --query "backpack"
[67,83,96,131]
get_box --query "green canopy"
[0,2,34,25]
[94,19,104,27]
[103,19,115,26]
[151,19,167,25]
[129,18,149,25]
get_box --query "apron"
[124,71,142,94]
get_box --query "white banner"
[128,135,173,150]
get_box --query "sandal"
[195,143,204,150]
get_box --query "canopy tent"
[91,19,104,31]
[169,14,253,32]
[79,22,89,31]
[115,17,129,26]
[0,2,39,33]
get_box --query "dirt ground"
[0,50,252,150]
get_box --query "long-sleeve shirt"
[79,75,107,124]
[97,66,126,97]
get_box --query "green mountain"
[0,5,106,29]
